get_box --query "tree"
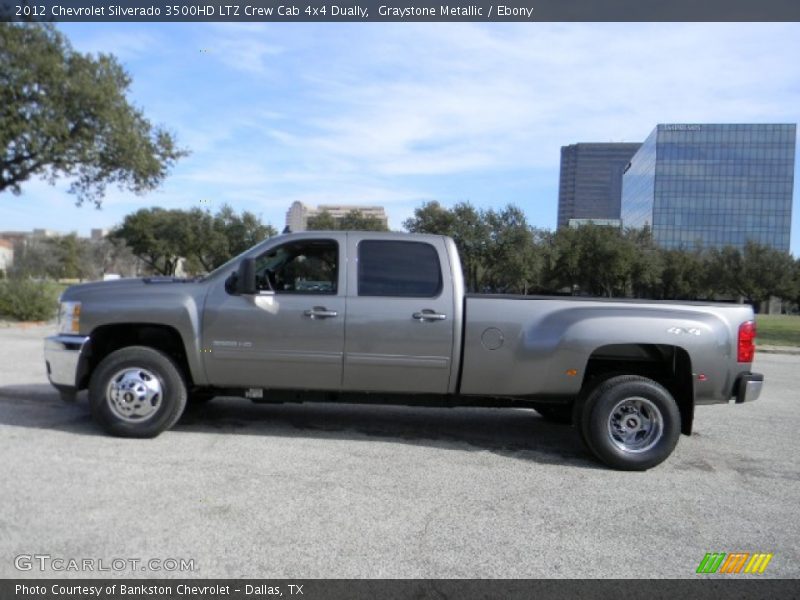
[183,205,277,272]
[404,201,490,292]
[215,205,276,255]
[110,208,186,275]
[627,226,663,299]
[307,209,388,231]
[85,236,140,279]
[403,201,456,237]
[338,209,389,231]
[1,24,187,206]
[545,226,582,293]
[449,203,491,292]
[546,225,635,297]
[713,242,796,311]
[8,232,137,280]
[656,248,705,300]
[10,237,61,279]
[404,201,527,293]
[791,259,800,310]
[51,233,86,279]
[482,205,539,294]
[111,205,276,276]
[306,210,338,231]
[579,226,636,297]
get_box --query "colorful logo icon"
[697,553,773,574]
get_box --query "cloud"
[6,23,800,248]
[63,24,163,61]
[204,23,285,75]
[189,22,798,186]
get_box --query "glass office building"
[621,124,796,251]
[558,143,641,229]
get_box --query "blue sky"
[3,23,800,253]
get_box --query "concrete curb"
[0,320,56,329]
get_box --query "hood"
[60,277,198,301]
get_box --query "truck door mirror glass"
[236,257,257,295]
[224,271,238,295]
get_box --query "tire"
[578,375,681,471]
[88,346,187,438]
[532,403,573,425]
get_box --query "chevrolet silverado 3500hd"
[45,231,763,470]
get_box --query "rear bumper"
[735,372,764,404]
[44,335,90,389]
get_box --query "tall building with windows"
[621,124,796,250]
[557,143,642,229]
[285,201,388,232]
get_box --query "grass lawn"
[756,314,800,347]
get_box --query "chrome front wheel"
[89,346,187,438]
[106,367,163,423]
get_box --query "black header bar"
[2,0,800,22]
[3,579,800,600]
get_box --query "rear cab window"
[357,240,443,297]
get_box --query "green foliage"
[403,201,798,304]
[544,225,634,297]
[307,209,389,232]
[449,203,491,292]
[483,206,538,294]
[0,24,187,206]
[339,209,389,231]
[109,208,184,275]
[403,201,456,235]
[0,278,59,321]
[10,234,137,280]
[306,210,338,230]
[111,205,277,276]
[711,242,796,310]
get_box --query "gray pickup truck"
[45,231,763,470]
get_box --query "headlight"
[58,301,81,334]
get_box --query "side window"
[255,239,338,294]
[358,241,442,297]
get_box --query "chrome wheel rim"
[607,396,663,453]
[106,367,163,423]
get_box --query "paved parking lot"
[1,324,798,578]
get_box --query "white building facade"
[285,201,388,231]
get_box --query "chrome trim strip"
[346,353,450,369]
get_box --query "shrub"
[0,279,59,321]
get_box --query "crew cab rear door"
[342,235,455,394]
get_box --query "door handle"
[412,310,447,322]
[304,307,338,319]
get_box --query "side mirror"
[236,257,257,295]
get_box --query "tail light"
[738,320,756,363]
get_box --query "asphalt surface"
[0,324,798,579]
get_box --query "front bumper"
[44,335,90,389]
[735,372,764,404]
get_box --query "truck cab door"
[202,236,346,390]
[343,236,456,394]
